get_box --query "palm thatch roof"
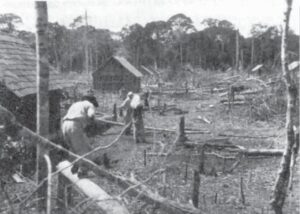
[0,33,72,97]
[113,56,143,78]
[140,65,154,76]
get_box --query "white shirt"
[64,100,95,120]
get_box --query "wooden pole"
[113,103,117,121]
[35,1,49,211]
[240,176,245,205]
[192,170,200,208]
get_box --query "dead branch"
[118,168,165,198]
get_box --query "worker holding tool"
[61,95,109,177]
[119,91,146,143]
[119,91,134,135]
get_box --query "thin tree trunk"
[271,1,297,213]
[180,43,183,67]
[251,38,255,67]
[35,2,49,212]
[235,29,239,72]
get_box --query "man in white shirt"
[62,95,102,176]
[119,92,134,135]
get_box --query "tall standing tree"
[271,0,299,213]
[0,13,22,33]
[167,13,196,67]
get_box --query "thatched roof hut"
[0,33,70,133]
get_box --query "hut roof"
[251,64,264,72]
[140,65,154,76]
[288,61,300,71]
[112,56,143,78]
[0,33,71,97]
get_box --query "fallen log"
[218,133,277,139]
[241,149,284,157]
[95,118,210,134]
[184,139,284,157]
[57,161,129,214]
[220,95,245,103]
[222,101,246,105]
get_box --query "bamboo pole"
[35,1,49,211]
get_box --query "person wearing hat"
[119,91,134,135]
[61,95,105,176]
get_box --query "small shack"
[0,33,70,134]
[92,56,143,92]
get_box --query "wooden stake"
[214,192,218,204]
[113,103,117,121]
[144,149,147,166]
[240,176,245,205]
[35,2,49,211]
[192,170,200,208]
[199,145,205,174]
[57,174,72,212]
[184,161,188,183]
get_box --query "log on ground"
[57,161,129,214]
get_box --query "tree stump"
[133,105,146,144]
[178,116,187,143]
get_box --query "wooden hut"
[0,33,70,135]
[92,56,143,92]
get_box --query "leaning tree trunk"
[270,1,298,213]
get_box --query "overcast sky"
[0,0,299,36]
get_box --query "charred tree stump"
[178,116,187,143]
[133,105,146,144]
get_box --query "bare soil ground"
[1,72,299,214]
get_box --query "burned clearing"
[0,1,299,214]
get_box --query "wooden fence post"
[35,1,49,211]
[113,103,117,121]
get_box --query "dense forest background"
[0,13,299,79]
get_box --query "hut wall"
[0,86,62,134]
[93,60,140,93]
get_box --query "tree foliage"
[0,12,298,76]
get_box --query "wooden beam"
[57,161,129,214]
